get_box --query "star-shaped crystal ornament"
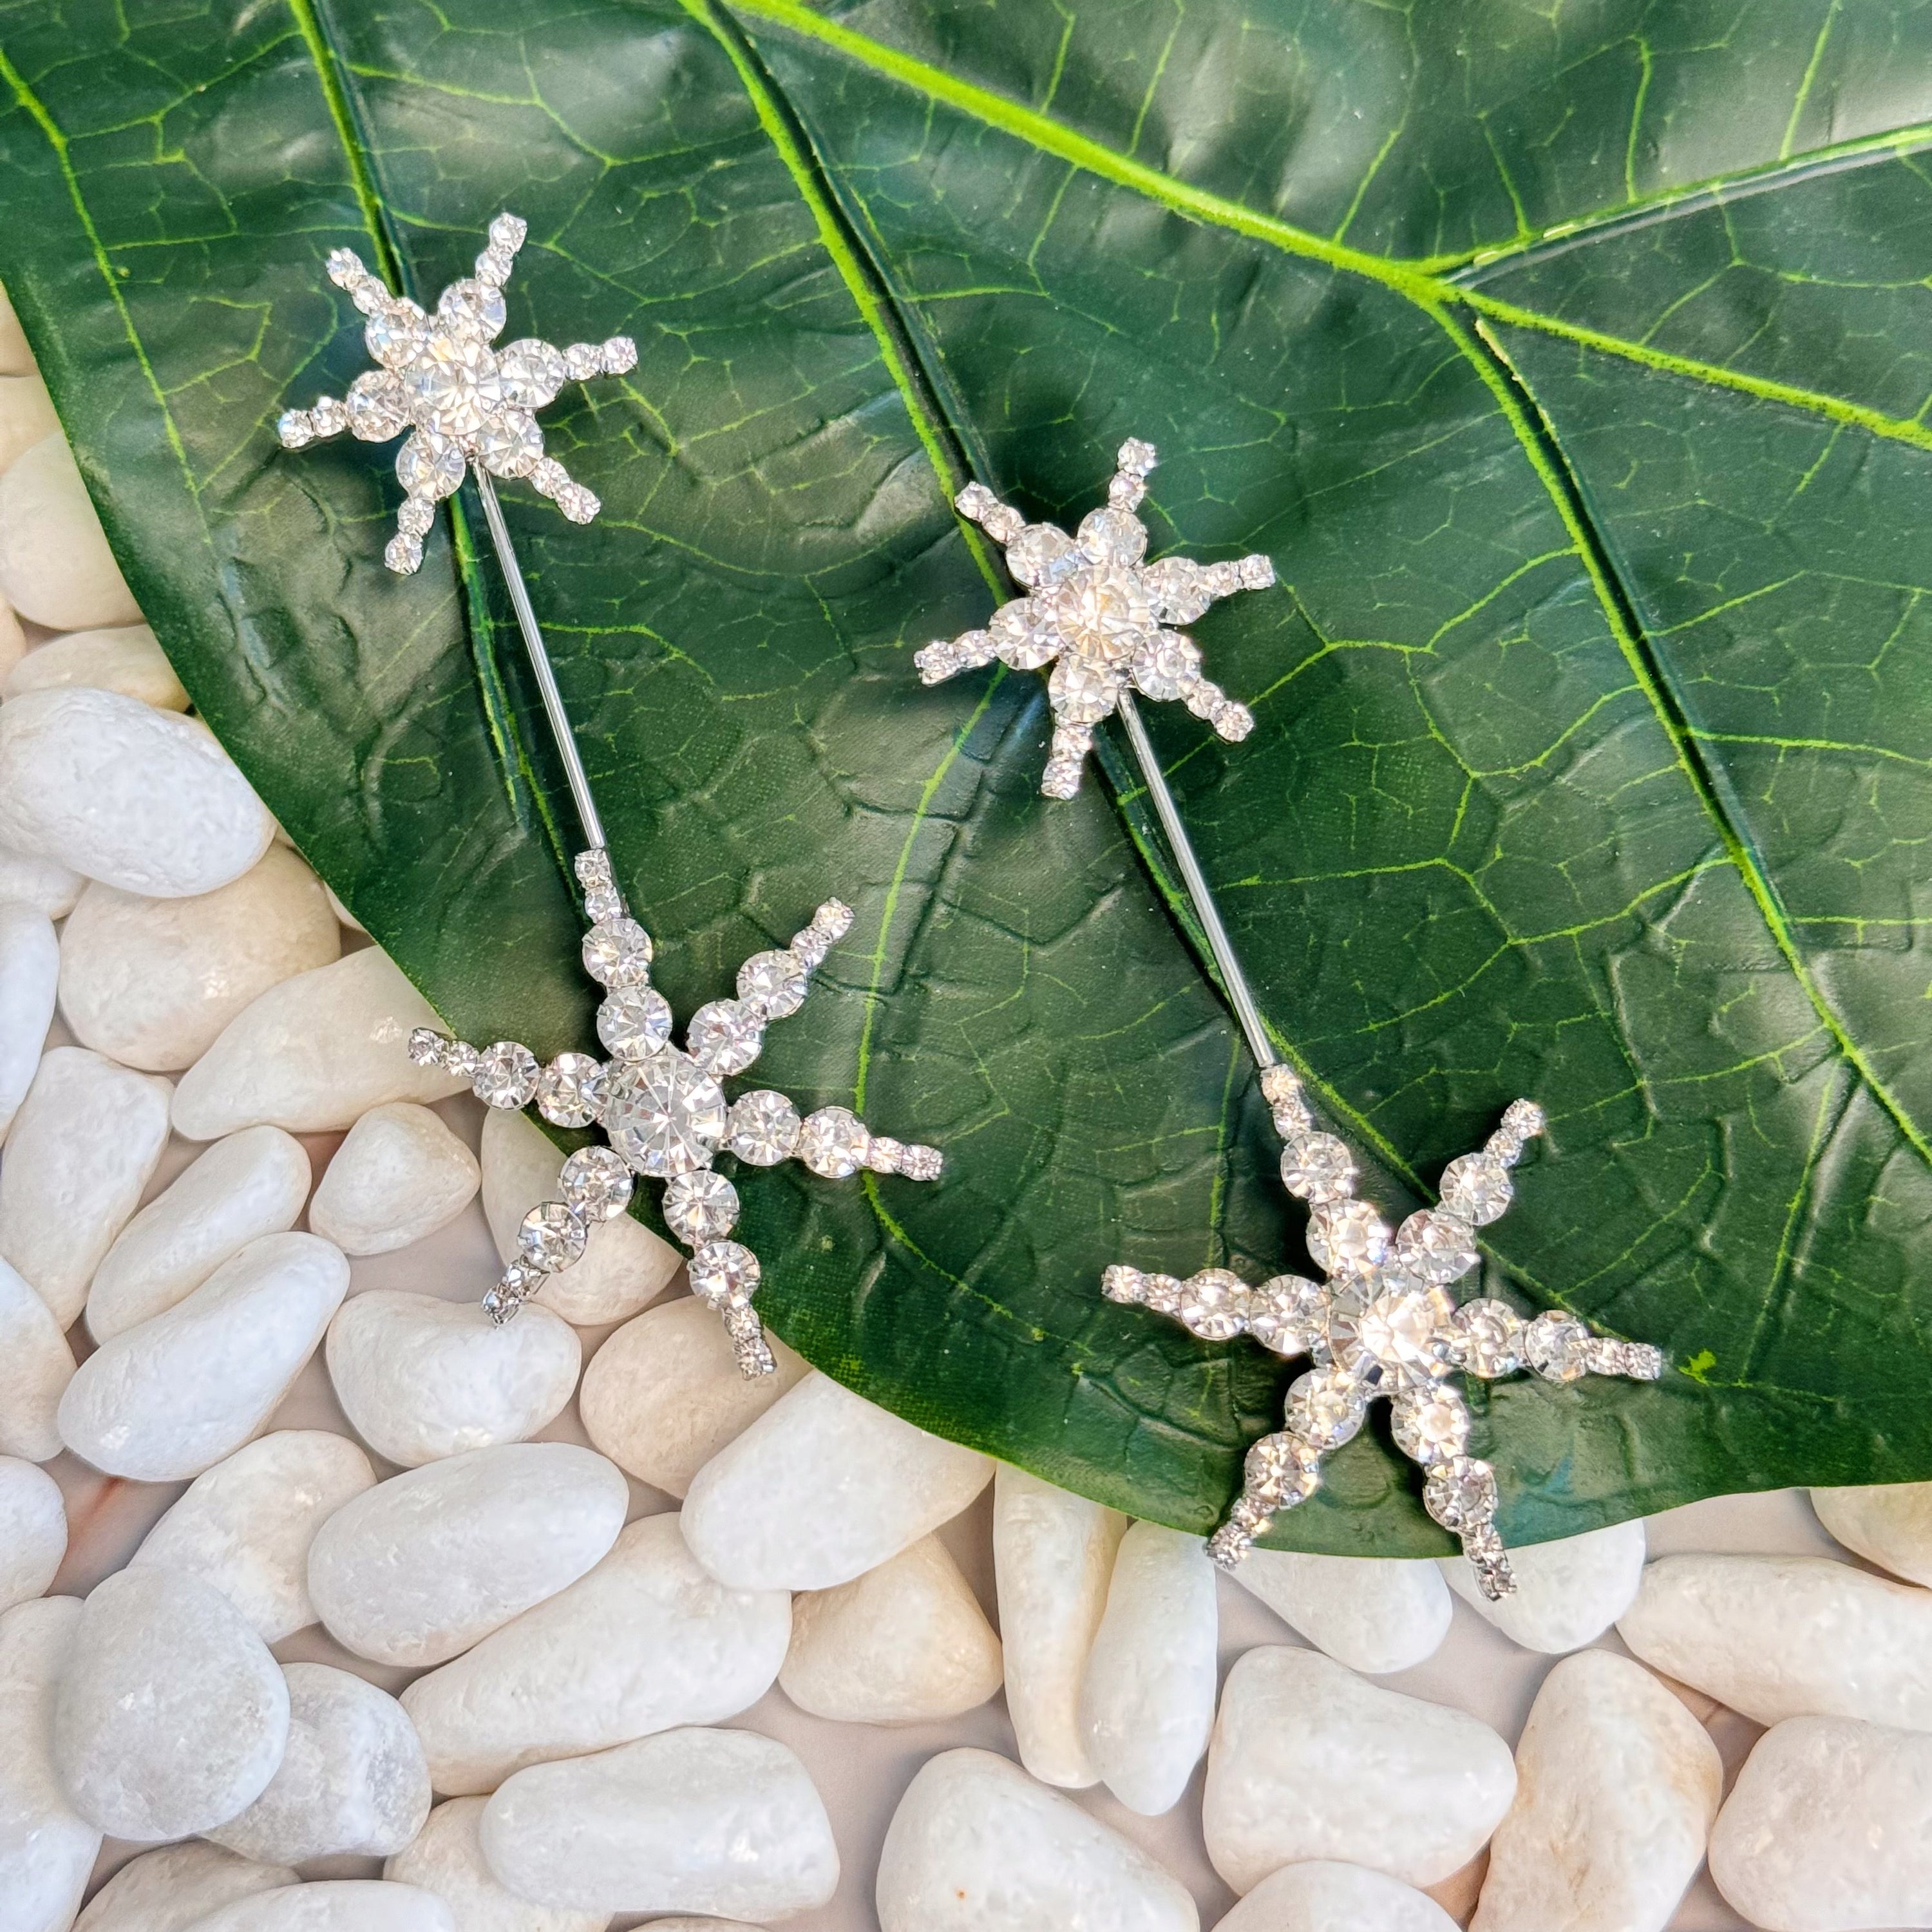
[407,848,942,1376]
[1102,1065,1664,1598]
[914,439,1276,797]
[276,213,636,574]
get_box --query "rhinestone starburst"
[914,440,1276,797]
[1102,1066,1663,1598]
[276,213,636,574]
[408,848,942,1376]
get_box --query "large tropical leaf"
[1,0,1928,1555]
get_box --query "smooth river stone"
[59,848,341,1072]
[0,434,142,629]
[0,1257,73,1462]
[209,1662,430,1864]
[5,623,188,708]
[876,1746,1198,1932]
[683,1369,994,1591]
[402,1511,790,1794]
[1222,1863,1455,1931]
[0,1045,172,1325]
[53,1567,288,1841]
[993,1466,1128,1787]
[0,373,59,473]
[1710,1715,1932,1931]
[0,1457,64,1612]
[480,1726,839,1919]
[1619,1551,1932,1728]
[1473,1647,1721,1932]
[1813,1481,1932,1587]
[60,1231,348,1481]
[0,1596,99,1932]
[310,1104,479,1255]
[1446,1518,1647,1654]
[1233,1548,1451,1676]
[182,1883,455,1932]
[0,686,271,895]
[74,1844,299,1932]
[327,1290,578,1467]
[580,1293,806,1496]
[480,1106,678,1325]
[0,904,57,1142]
[782,1531,1002,1724]
[1204,1646,1517,1891]
[174,946,466,1139]
[88,1124,312,1341]
[130,1429,376,1641]
[386,1797,611,1932]
[0,595,21,685]
[0,842,82,919]
[308,1441,629,1667]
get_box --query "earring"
[281,213,942,1376]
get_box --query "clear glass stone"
[475,408,542,477]
[556,484,600,524]
[1441,1151,1513,1225]
[535,1051,603,1127]
[1130,630,1201,701]
[1048,650,1124,725]
[1139,556,1213,623]
[346,370,407,440]
[1452,1298,1524,1378]
[737,949,808,1019]
[1306,1198,1388,1278]
[1285,1368,1367,1449]
[1005,524,1077,585]
[583,884,623,924]
[798,1107,873,1179]
[1394,1208,1480,1284]
[1101,1265,1145,1305]
[865,1135,905,1174]
[664,1169,741,1245]
[564,342,600,380]
[1140,1273,1183,1315]
[895,1143,943,1181]
[395,430,465,499]
[598,984,672,1058]
[601,336,638,373]
[1280,1132,1356,1204]
[436,278,507,337]
[1391,1387,1470,1464]
[406,1027,446,1066]
[1040,564,1153,668]
[365,304,424,368]
[1246,1274,1326,1356]
[1075,506,1148,566]
[517,1202,587,1273]
[582,917,652,987]
[276,410,314,448]
[529,457,568,498]
[310,396,349,437]
[689,1238,760,1310]
[687,998,764,1076]
[406,331,503,437]
[1176,1268,1249,1340]
[1501,1099,1546,1141]
[989,598,1057,670]
[1244,1430,1321,1506]
[442,1040,480,1081]
[1523,1310,1593,1383]
[1328,1281,1454,1388]
[397,495,435,537]
[600,1047,729,1177]
[1117,437,1157,475]
[559,1145,632,1220]
[728,1089,801,1165]
[384,533,424,574]
[954,482,998,521]
[488,213,527,251]
[473,1040,539,1108]
[1237,554,1276,589]
[1212,698,1254,740]
[497,338,567,408]
[1425,1455,1499,1531]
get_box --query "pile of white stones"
[3,283,1932,1932]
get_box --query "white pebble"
[60,1230,347,1480]
[0,596,21,686]
[0,1596,99,1932]
[480,1726,838,1919]
[0,1256,73,1461]
[1709,1714,1932,1931]
[1079,1522,1217,1815]
[73,1844,298,1932]
[1618,1551,1932,1728]
[310,1104,478,1255]
[1473,1648,1720,1931]
[0,904,57,1142]
[0,1044,172,1326]
[0,842,82,918]
[993,1466,1127,1787]
[0,1457,64,1611]
[129,1429,375,1642]
[53,1567,288,1841]
[5,623,187,708]
[308,1441,629,1667]
[480,1106,677,1324]
[88,1124,312,1341]
[683,1369,993,1591]
[580,1293,806,1495]
[1233,1548,1451,1676]
[876,1745,1198,1931]
[173,946,466,1139]
[0,687,270,895]
[1218,1862,1457,1931]
[386,1797,609,1932]
[208,1662,430,1864]
[1204,1646,1516,1890]
[59,848,341,1072]
[1444,1517,1647,1653]
[1813,1481,1932,1587]
[783,1531,1002,1724]
[327,1290,578,1466]
[0,374,58,474]
[0,435,142,629]
[182,1882,455,1932]
[402,1511,790,1794]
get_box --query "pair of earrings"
[280,215,1662,1598]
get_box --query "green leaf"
[2,0,1929,1555]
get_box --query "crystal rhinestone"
[1621,1341,1665,1379]
[1424,1455,1499,1533]
[496,337,568,408]
[574,847,614,889]
[475,244,516,287]
[437,278,507,337]
[480,1284,510,1323]
[1139,1273,1184,1315]
[1280,1132,1356,1204]
[1237,554,1276,590]
[1041,565,1153,667]
[954,482,999,522]
[665,1169,741,1245]
[1139,556,1213,624]
[517,1202,587,1273]
[798,1106,872,1179]
[475,408,542,477]
[559,1145,632,1220]
[601,1047,729,1177]
[583,884,623,924]
[406,332,504,439]
[1048,650,1124,726]
[1117,437,1158,475]
[598,985,672,1059]
[395,430,465,499]
[346,370,407,440]
[686,999,764,1077]
[529,457,569,498]
[1501,1099,1546,1141]
[365,304,424,369]
[866,1136,905,1174]
[1246,1274,1326,1356]
[582,918,652,987]
[689,1238,760,1310]
[1005,524,1077,586]
[601,336,638,374]
[1175,1268,1250,1341]
[1075,506,1148,567]
[895,1143,943,1181]
[1523,1310,1593,1383]
[406,1027,446,1066]
[442,1039,481,1081]
[488,212,528,251]
[989,598,1057,670]
[276,409,314,448]
[1451,1298,1524,1378]
[384,534,424,574]
[1184,681,1221,720]
[1463,1523,1516,1601]
[556,484,600,524]
[535,1052,604,1128]
[1244,1431,1321,1507]
[1258,1066,1305,1108]
[1391,1387,1471,1464]
[1328,1282,1454,1388]
[1306,1198,1388,1278]
[325,248,362,284]
[499,1261,544,1301]
[737,949,809,1021]
[954,629,999,670]
[1271,1096,1314,1139]
[397,495,435,538]
[1440,1151,1513,1226]
[1107,471,1146,510]
[981,502,1025,544]
[472,1041,540,1109]
[1130,630,1201,701]
[308,395,348,438]
[727,1089,802,1165]
[1040,754,1083,800]
[1394,1208,1480,1284]
[1101,1265,1144,1305]
[1211,698,1255,741]
[564,341,601,381]
[1285,1368,1367,1450]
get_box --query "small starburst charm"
[276,213,636,574]
[408,848,942,1376]
[915,439,1276,797]
[1102,1066,1663,1598]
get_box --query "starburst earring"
[280,213,942,1376]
